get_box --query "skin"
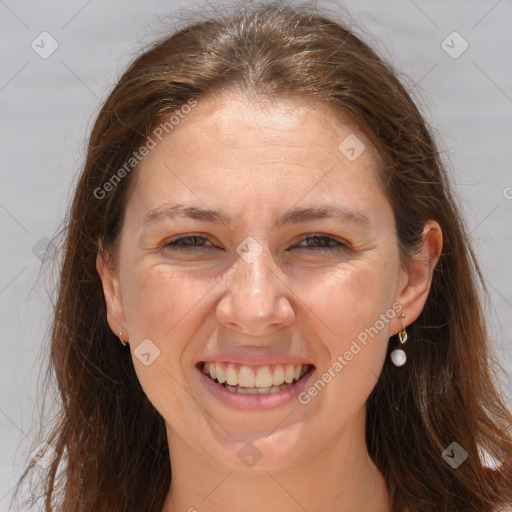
[97,92,442,512]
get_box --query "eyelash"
[164,234,348,252]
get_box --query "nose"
[215,240,295,337]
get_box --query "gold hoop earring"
[118,331,128,347]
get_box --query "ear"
[394,220,443,333]
[96,238,128,341]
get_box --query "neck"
[161,414,390,512]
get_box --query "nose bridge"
[232,238,277,304]
[216,237,295,334]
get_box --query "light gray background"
[1,0,511,507]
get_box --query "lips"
[196,358,317,408]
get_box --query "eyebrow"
[143,202,372,229]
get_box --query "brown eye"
[293,235,348,252]
[165,235,216,251]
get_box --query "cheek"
[119,264,212,418]
[121,264,206,340]
[306,259,398,340]
[298,262,398,415]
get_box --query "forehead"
[128,93,386,222]
[156,92,379,163]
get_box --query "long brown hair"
[12,2,512,511]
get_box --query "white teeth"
[216,365,226,384]
[226,366,238,386]
[238,366,255,387]
[255,366,273,388]
[272,365,285,385]
[201,361,312,391]
[232,385,252,394]
[224,383,289,394]
[284,364,294,384]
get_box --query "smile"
[197,361,314,395]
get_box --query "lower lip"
[197,366,316,410]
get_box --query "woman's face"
[99,93,424,471]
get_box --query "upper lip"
[196,354,314,367]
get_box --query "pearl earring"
[390,313,407,366]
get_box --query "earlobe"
[96,241,128,340]
[395,220,443,329]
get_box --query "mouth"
[196,361,315,395]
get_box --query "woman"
[13,2,512,511]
